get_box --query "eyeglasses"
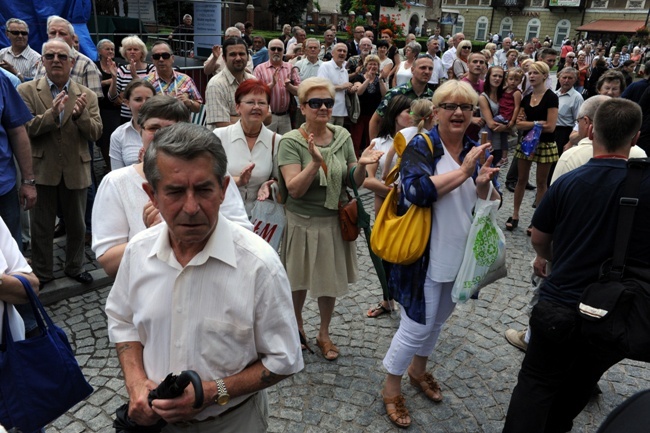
[152,52,172,60]
[306,98,335,109]
[8,30,28,36]
[43,53,69,61]
[240,100,269,108]
[439,103,475,112]
[461,46,472,50]
[269,47,284,52]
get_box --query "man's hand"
[52,91,68,119]
[72,93,88,120]
[143,200,162,228]
[533,255,548,278]
[127,377,162,426]
[151,383,205,423]
[19,184,37,211]
[211,45,222,60]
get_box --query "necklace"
[531,91,545,104]
[243,126,262,138]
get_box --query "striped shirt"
[254,61,300,113]
[0,45,40,78]
[142,69,203,102]
[109,63,156,119]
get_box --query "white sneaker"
[505,329,528,352]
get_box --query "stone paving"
[43,158,650,433]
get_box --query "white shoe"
[505,329,528,352]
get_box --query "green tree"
[269,0,309,26]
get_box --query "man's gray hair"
[144,123,228,191]
[253,35,266,45]
[47,15,75,36]
[224,26,241,38]
[137,95,190,129]
[6,18,29,32]
[42,38,72,56]
[183,14,192,20]
[558,66,578,79]
[235,22,245,31]
[577,94,609,120]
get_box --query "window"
[525,19,540,43]
[479,0,491,5]
[453,15,465,35]
[554,20,571,47]
[530,0,544,6]
[475,17,489,41]
[456,0,467,5]
[500,17,513,39]
[591,0,608,7]
[626,0,645,7]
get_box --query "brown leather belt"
[173,393,257,426]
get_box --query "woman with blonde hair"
[109,35,155,123]
[506,61,558,234]
[451,40,472,79]
[278,77,383,360]
[485,42,498,67]
[380,80,500,428]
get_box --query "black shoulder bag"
[578,158,650,362]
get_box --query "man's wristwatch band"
[21,179,36,186]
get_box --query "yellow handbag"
[370,132,434,265]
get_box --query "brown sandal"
[316,338,339,361]
[382,392,411,428]
[409,372,443,402]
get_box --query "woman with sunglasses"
[379,80,499,428]
[278,77,383,361]
[451,40,472,79]
[108,35,155,123]
[214,79,279,216]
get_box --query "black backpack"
[596,389,650,433]
[578,158,650,362]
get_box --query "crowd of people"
[1,13,650,431]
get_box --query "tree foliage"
[269,0,309,26]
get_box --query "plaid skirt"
[514,140,559,164]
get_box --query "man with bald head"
[441,32,465,71]
[347,37,373,79]
[317,43,353,125]
[495,37,512,66]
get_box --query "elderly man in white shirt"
[105,122,303,430]
[317,43,353,125]
[441,32,465,72]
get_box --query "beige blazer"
[17,77,102,189]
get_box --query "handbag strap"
[2,275,51,345]
[610,159,649,278]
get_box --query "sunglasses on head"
[43,53,69,61]
[152,52,172,60]
[269,46,284,52]
[8,30,28,36]
[306,98,335,109]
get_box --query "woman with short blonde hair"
[452,40,472,79]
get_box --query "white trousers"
[383,279,456,376]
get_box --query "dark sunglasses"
[461,46,472,50]
[43,53,69,61]
[306,98,335,109]
[8,30,28,36]
[269,47,284,52]
[152,52,172,60]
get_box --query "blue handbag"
[0,274,93,433]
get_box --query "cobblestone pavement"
[43,156,650,433]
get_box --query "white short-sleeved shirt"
[92,165,253,259]
[214,122,280,215]
[317,60,349,117]
[106,217,304,419]
[0,218,31,343]
[109,120,142,170]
